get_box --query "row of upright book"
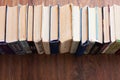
[0,3,120,55]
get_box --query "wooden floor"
[0,54,120,80]
[1,0,120,80]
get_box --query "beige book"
[18,4,27,41]
[6,6,18,42]
[34,5,44,54]
[50,5,58,41]
[42,6,50,54]
[0,6,6,42]
[70,5,80,54]
[103,6,110,43]
[60,4,72,53]
[82,6,88,44]
[27,5,33,41]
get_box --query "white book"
[114,5,120,41]
[103,6,110,43]
[97,7,103,43]
[0,6,6,42]
[70,5,80,54]
[82,6,88,44]
[110,6,115,42]
[34,5,44,54]
[88,7,96,42]
[42,6,51,54]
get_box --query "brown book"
[59,4,72,53]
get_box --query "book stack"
[0,1,120,55]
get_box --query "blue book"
[49,5,60,54]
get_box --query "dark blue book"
[49,5,60,54]
[75,41,89,56]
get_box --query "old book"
[104,5,120,54]
[59,4,72,53]
[42,5,51,54]
[27,4,37,53]
[34,5,44,54]
[87,7,104,54]
[49,5,60,54]
[0,5,14,54]
[76,6,88,55]
[6,5,25,54]
[18,4,32,54]
[70,5,80,54]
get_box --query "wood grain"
[0,0,120,80]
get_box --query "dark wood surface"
[0,0,120,80]
[0,54,120,80]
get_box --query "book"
[87,7,104,54]
[6,5,25,54]
[59,4,72,53]
[42,5,51,54]
[34,4,44,54]
[49,5,60,54]
[76,6,88,55]
[70,5,80,54]
[27,3,37,53]
[104,5,120,54]
[0,5,14,54]
[18,4,32,54]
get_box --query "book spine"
[34,41,44,54]
[19,40,32,54]
[8,41,25,54]
[98,43,110,54]
[0,42,14,54]
[27,41,37,53]
[50,40,59,54]
[84,42,95,54]
[75,41,88,56]
[88,42,103,54]
[0,45,6,54]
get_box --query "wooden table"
[0,0,120,80]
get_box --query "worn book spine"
[0,42,14,54]
[50,40,60,54]
[34,41,44,54]
[88,42,103,54]
[27,41,37,53]
[84,41,95,54]
[19,40,32,54]
[8,41,26,54]
[75,41,89,56]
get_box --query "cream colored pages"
[18,4,27,41]
[42,6,50,54]
[88,7,96,42]
[60,4,72,53]
[70,5,80,54]
[27,6,33,41]
[110,6,115,42]
[114,5,120,40]
[0,6,6,42]
[82,6,88,44]
[103,6,110,43]
[34,5,42,42]
[6,6,18,42]
[50,5,58,40]
[97,7,103,43]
